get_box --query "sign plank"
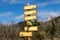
[24,16,37,21]
[24,10,36,15]
[29,26,38,31]
[26,21,33,25]
[24,5,36,10]
[19,32,32,37]
[24,26,38,31]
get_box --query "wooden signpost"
[19,4,38,40]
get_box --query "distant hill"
[16,16,60,40]
[17,16,60,26]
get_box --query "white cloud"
[0,12,13,17]
[1,0,60,5]
[43,12,59,22]
[1,0,33,4]
[16,14,24,20]
[52,0,60,3]
[37,0,60,7]
[9,0,24,4]
[37,2,49,7]
[1,0,24,4]
[49,12,59,18]
[37,10,60,22]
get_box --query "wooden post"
[28,37,32,40]
[19,4,37,40]
[26,21,32,40]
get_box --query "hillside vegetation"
[0,16,60,40]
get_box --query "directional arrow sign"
[24,5,36,10]
[26,21,33,25]
[24,26,38,31]
[24,10,36,15]
[24,16,37,21]
[29,26,38,31]
[19,32,32,37]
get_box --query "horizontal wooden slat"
[24,16,37,21]
[24,26,38,31]
[19,32,32,37]
[24,5,36,10]
[24,10,36,15]
[29,26,38,31]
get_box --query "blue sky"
[0,0,60,24]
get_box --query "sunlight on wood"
[24,5,36,10]
[19,32,32,37]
